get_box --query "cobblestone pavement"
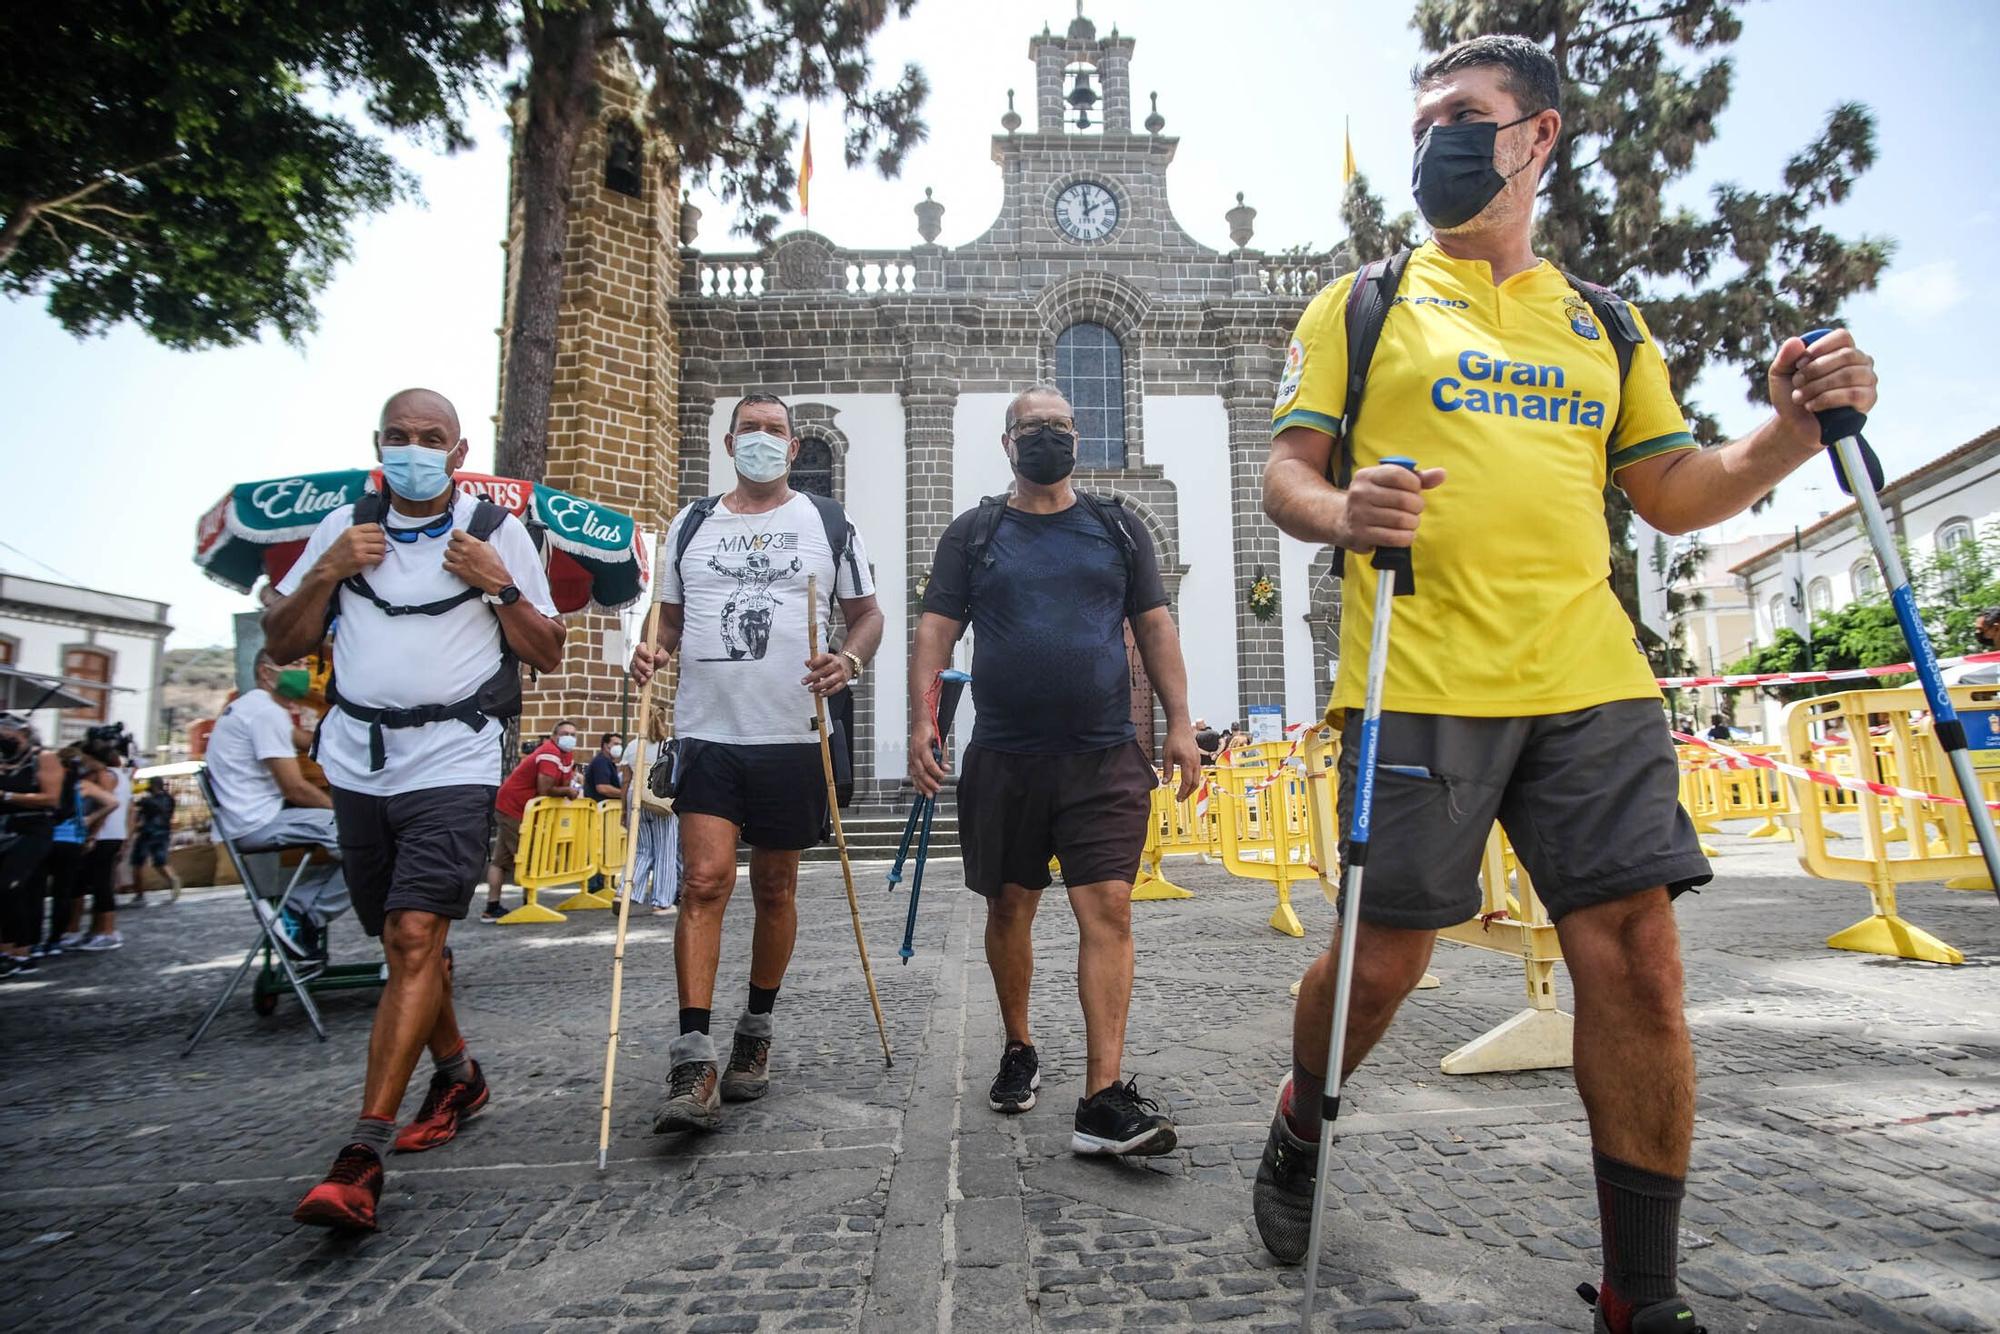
[2,828,1997,1332]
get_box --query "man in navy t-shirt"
[911,383,1201,1159]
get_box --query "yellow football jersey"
[1273,242,1695,718]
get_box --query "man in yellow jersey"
[1252,36,1878,1334]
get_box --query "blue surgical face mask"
[379,443,453,501]
[731,430,791,484]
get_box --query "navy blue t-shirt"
[584,752,624,799]
[922,496,1169,754]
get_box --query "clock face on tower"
[1053,181,1119,242]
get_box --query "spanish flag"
[1343,116,1356,187]
[799,120,814,219]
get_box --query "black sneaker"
[1071,1076,1176,1156]
[480,900,505,923]
[1579,1285,1706,1334]
[989,1042,1040,1113]
[1252,1079,1320,1263]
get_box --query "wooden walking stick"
[597,600,664,1171]
[807,575,894,1067]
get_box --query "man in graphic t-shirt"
[630,392,883,1131]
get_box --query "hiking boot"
[1253,1079,1321,1263]
[393,1059,489,1153]
[720,1012,773,1103]
[1579,1285,1706,1334]
[653,1032,722,1133]
[1071,1076,1176,1156]
[292,1144,384,1231]
[989,1042,1040,1113]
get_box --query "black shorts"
[330,784,495,937]
[128,831,170,868]
[1336,700,1711,931]
[958,741,1156,895]
[671,741,827,852]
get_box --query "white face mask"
[731,430,791,484]
[555,734,578,752]
[607,743,624,761]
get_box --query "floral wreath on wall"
[1247,567,1278,622]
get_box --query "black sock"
[678,1007,711,1036]
[1594,1150,1685,1308]
[1288,1058,1327,1141]
[747,984,779,1016]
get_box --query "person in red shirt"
[482,719,581,920]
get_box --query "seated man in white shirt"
[206,653,351,962]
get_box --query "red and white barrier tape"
[1655,651,2000,690]
[1670,730,2000,810]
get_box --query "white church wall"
[1279,534,1326,725]
[1140,395,1240,729]
[705,393,911,781]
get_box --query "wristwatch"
[483,584,522,607]
[840,650,864,683]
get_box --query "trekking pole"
[807,577,893,1067]
[898,669,970,962]
[1804,328,2000,906]
[597,600,662,1170]
[886,794,924,890]
[1300,456,1419,1328]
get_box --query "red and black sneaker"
[292,1144,384,1231]
[392,1059,489,1154]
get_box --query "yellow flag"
[800,121,814,219]
[1343,116,1357,187]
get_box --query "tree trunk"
[0,203,40,269]
[496,4,602,483]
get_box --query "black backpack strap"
[351,491,388,527]
[671,496,724,584]
[1073,491,1140,582]
[1560,269,1643,386]
[961,495,1011,582]
[802,492,862,589]
[466,498,508,541]
[1336,247,1412,488]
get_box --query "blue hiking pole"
[896,669,972,962]
[1300,457,1419,1328]
[886,799,924,891]
[1803,329,2000,906]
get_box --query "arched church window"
[792,435,836,498]
[605,121,644,198]
[1055,322,1125,469]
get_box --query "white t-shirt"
[98,765,132,841]
[277,493,558,795]
[206,690,301,839]
[655,491,875,744]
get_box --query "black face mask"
[0,736,18,757]
[1011,426,1077,485]
[1411,113,1536,229]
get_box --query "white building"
[0,573,172,749]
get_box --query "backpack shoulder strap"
[671,496,724,583]
[1560,269,1644,386]
[961,495,1011,581]
[1336,247,1412,486]
[351,491,388,526]
[467,499,508,541]
[1074,491,1140,578]
[802,491,861,587]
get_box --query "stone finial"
[1001,88,1021,134]
[1226,192,1257,250]
[1068,1,1095,42]
[679,191,702,247]
[1145,91,1165,135]
[915,187,945,244]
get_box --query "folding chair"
[182,768,382,1057]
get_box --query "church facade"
[510,13,1355,801]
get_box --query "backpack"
[959,490,1140,600]
[1328,247,1644,565]
[314,490,522,773]
[672,491,862,590]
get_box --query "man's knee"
[1070,882,1132,940]
[679,860,735,911]
[747,855,799,910]
[1349,924,1435,1005]
[381,911,447,967]
[986,887,1040,932]
[1565,892,1686,1016]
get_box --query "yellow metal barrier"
[500,796,598,924]
[1783,686,2000,964]
[1131,782,1209,901]
[554,801,624,911]
[1212,753,1322,937]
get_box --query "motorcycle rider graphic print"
[707,547,803,660]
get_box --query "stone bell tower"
[497,53,683,742]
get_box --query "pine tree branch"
[1569,4,1705,50]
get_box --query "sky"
[4,0,1993,647]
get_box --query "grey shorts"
[1336,699,1711,930]
[330,784,495,936]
